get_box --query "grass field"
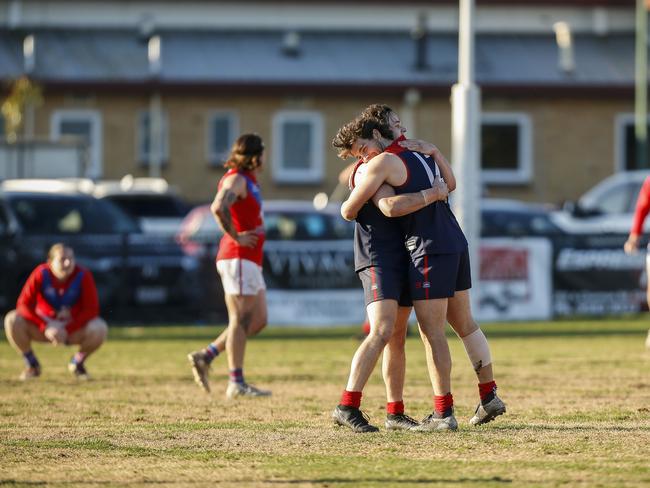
[1,318,649,487]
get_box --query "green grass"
[1,318,649,487]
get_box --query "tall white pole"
[148,35,163,178]
[451,0,481,308]
[635,0,648,168]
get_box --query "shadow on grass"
[0,478,513,485]
[264,479,512,485]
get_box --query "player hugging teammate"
[331,104,506,433]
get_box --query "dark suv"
[92,177,192,237]
[0,180,200,321]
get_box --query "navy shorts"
[408,249,472,300]
[358,265,412,307]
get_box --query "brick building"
[0,0,644,204]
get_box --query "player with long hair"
[188,133,271,398]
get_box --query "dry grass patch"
[1,319,649,487]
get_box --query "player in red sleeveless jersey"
[187,134,271,398]
[3,243,108,380]
[624,175,650,349]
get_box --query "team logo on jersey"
[405,237,417,251]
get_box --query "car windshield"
[482,208,560,237]
[8,194,140,234]
[265,211,353,240]
[103,194,189,218]
[580,180,643,215]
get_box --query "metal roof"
[0,29,638,89]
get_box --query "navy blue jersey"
[353,202,409,272]
[350,161,409,272]
[393,150,468,257]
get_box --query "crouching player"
[4,243,108,380]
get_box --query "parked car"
[542,172,650,317]
[0,179,200,320]
[551,170,650,235]
[481,198,564,238]
[92,175,192,237]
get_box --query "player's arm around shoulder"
[375,181,448,218]
[340,153,404,221]
[430,148,456,192]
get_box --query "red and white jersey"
[216,168,265,265]
[16,263,99,333]
[631,176,650,236]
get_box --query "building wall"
[32,89,633,205]
[482,96,633,204]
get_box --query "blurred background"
[0,0,648,325]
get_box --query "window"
[51,110,102,178]
[207,111,238,166]
[137,110,169,166]
[481,113,532,184]
[272,111,324,183]
[615,114,650,171]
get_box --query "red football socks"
[340,390,362,408]
[386,401,404,415]
[434,393,454,415]
[479,381,497,401]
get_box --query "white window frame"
[206,110,239,166]
[136,109,170,166]
[50,109,103,178]
[614,113,650,172]
[271,110,324,183]
[481,112,532,185]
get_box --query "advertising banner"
[552,234,647,315]
[264,239,363,325]
[265,236,556,326]
[476,238,553,322]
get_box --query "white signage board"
[476,237,553,322]
[267,289,366,326]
